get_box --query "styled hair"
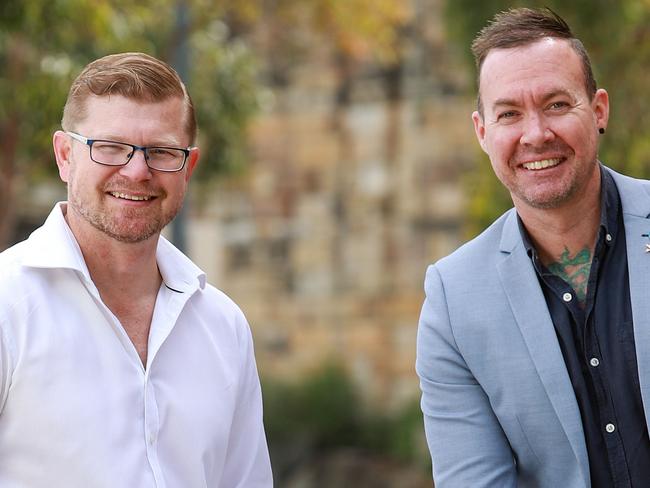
[471,8,597,116]
[61,52,197,144]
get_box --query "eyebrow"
[93,134,184,147]
[491,89,577,110]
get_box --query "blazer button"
[605,423,616,433]
[562,292,572,302]
[590,357,600,367]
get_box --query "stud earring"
[599,128,605,134]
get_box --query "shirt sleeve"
[219,310,273,487]
[415,265,517,488]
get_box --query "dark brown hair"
[471,8,597,116]
[62,52,197,144]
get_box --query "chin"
[522,189,577,209]
[98,219,165,243]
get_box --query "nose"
[519,113,554,146]
[118,148,152,181]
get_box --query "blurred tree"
[263,362,428,484]
[0,0,260,248]
[224,0,409,64]
[263,363,363,481]
[1,0,411,249]
[443,0,647,237]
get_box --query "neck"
[64,209,162,298]
[83,239,162,298]
[516,176,602,305]
[515,176,602,267]
[63,204,165,367]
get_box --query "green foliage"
[262,362,428,482]
[463,161,512,239]
[191,33,261,181]
[359,399,430,468]
[0,0,260,183]
[225,0,410,63]
[443,0,646,235]
[1,0,409,245]
[263,363,362,450]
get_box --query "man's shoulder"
[0,239,31,281]
[192,281,249,326]
[0,239,40,319]
[200,282,243,313]
[605,165,650,195]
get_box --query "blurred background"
[2,0,650,486]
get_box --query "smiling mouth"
[522,158,562,170]
[109,191,153,201]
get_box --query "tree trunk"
[331,51,355,292]
[382,60,404,293]
[0,117,18,250]
[0,36,27,250]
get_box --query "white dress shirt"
[0,203,273,487]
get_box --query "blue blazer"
[416,167,650,487]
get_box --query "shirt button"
[562,292,572,302]
[605,423,616,433]
[590,357,600,367]
[605,233,612,242]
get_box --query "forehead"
[479,38,586,109]
[77,94,188,143]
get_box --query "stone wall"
[11,0,481,413]
[189,0,479,410]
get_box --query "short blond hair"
[61,52,197,144]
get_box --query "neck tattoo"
[547,246,592,304]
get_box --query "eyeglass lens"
[91,141,186,171]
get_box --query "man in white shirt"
[0,52,273,487]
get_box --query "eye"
[149,148,175,157]
[548,101,570,110]
[496,110,519,122]
[93,142,130,155]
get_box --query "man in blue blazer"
[416,8,650,488]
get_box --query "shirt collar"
[156,235,206,293]
[22,202,206,293]
[519,165,620,259]
[21,202,91,276]
[600,168,620,244]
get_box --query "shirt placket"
[583,322,631,487]
[581,239,632,488]
[81,277,168,487]
[143,368,166,487]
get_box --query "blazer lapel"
[624,214,650,424]
[612,169,650,427]
[496,210,590,485]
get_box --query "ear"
[472,111,488,153]
[52,130,73,183]
[184,146,200,182]
[592,88,609,132]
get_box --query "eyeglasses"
[66,131,192,172]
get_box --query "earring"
[599,128,605,134]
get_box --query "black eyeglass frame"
[65,131,192,172]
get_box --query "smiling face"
[53,95,199,245]
[472,38,609,212]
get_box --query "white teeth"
[110,192,151,201]
[522,158,561,170]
